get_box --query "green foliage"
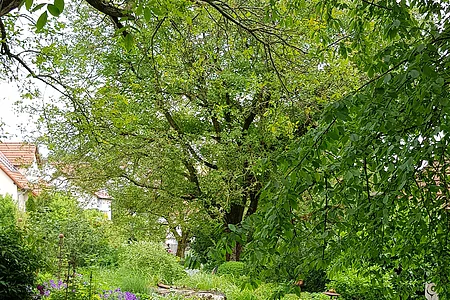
[0,195,18,227]
[28,191,118,271]
[217,261,245,277]
[247,1,450,297]
[0,226,39,300]
[189,220,224,267]
[302,269,327,293]
[327,268,393,300]
[36,275,98,300]
[176,271,327,300]
[118,241,185,284]
[183,253,201,270]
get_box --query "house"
[0,142,41,210]
[0,142,41,178]
[94,190,113,220]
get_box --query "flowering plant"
[99,288,140,300]
[34,274,97,300]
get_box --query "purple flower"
[50,280,58,289]
[37,285,45,295]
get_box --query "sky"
[0,80,57,144]
[0,81,54,160]
[0,82,31,141]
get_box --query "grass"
[76,267,329,300]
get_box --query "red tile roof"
[0,151,30,191]
[0,142,40,167]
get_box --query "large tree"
[31,0,358,259]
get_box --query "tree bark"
[175,229,189,259]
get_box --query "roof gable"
[0,151,30,191]
[0,142,40,167]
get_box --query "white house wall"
[0,167,19,207]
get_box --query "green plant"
[0,195,18,227]
[327,268,393,300]
[118,241,185,284]
[28,192,118,272]
[217,261,245,277]
[0,225,39,300]
[302,269,328,293]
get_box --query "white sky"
[0,82,31,141]
[0,80,53,145]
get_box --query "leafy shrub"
[302,268,328,293]
[0,225,39,300]
[282,292,329,299]
[327,268,392,300]
[184,252,201,270]
[189,219,224,266]
[0,194,18,227]
[217,261,245,277]
[35,274,99,300]
[118,241,185,284]
[28,192,118,271]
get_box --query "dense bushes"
[302,269,328,293]
[0,226,40,300]
[327,268,393,300]
[0,196,39,300]
[217,261,245,277]
[118,241,185,284]
[28,192,118,270]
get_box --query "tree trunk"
[225,202,245,261]
[175,230,189,259]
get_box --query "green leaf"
[47,4,61,17]
[144,7,152,22]
[228,224,237,232]
[151,6,165,16]
[25,0,33,11]
[408,69,420,79]
[36,11,48,31]
[54,0,64,13]
[383,73,392,84]
[416,44,425,52]
[123,33,134,51]
[367,66,374,78]
[31,3,45,12]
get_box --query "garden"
[1,0,450,299]
[0,191,426,299]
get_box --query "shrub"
[118,241,185,284]
[327,268,392,300]
[302,268,328,293]
[28,192,118,271]
[0,225,40,300]
[0,194,18,227]
[217,261,245,277]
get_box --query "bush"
[0,195,18,227]
[28,192,118,271]
[0,225,40,300]
[118,241,185,284]
[302,268,328,293]
[217,261,245,277]
[327,268,392,300]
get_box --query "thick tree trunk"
[225,202,245,261]
[175,230,189,259]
